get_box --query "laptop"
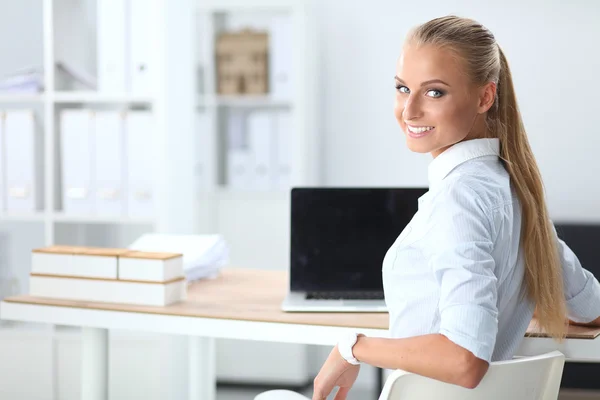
[282,187,427,312]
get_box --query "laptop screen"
[554,223,600,278]
[290,187,427,292]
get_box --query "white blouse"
[382,138,600,362]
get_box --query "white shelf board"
[212,187,290,199]
[0,212,46,222]
[0,93,45,103]
[197,94,292,108]
[197,0,298,11]
[52,91,154,104]
[51,212,155,225]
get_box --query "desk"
[1,268,600,400]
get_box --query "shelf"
[197,0,298,12]
[197,94,292,109]
[212,187,290,200]
[0,93,45,103]
[52,91,154,104]
[0,212,46,222]
[51,213,155,225]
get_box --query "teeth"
[408,126,434,134]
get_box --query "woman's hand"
[312,345,360,400]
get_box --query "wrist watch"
[337,332,362,365]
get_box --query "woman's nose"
[403,95,423,120]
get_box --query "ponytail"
[492,46,567,339]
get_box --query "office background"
[0,0,598,399]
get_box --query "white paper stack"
[128,233,229,281]
[0,63,96,93]
[0,66,43,93]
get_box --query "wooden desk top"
[4,268,600,339]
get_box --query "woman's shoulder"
[434,167,514,214]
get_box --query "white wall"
[315,0,600,223]
[0,0,42,78]
[310,0,600,389]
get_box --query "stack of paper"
[128,234,229,282]
[0,62,96,93]
[0,66,43,93]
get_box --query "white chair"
[254,350,565,400]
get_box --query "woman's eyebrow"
[394,76,451,87]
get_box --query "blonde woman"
[311,15,600,400]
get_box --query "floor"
[216,387,600,400]
[217,387,372,400]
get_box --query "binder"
[0,112,4,212]
[129,0,156,94]
[61,110,94,215]
[196,111,211,190]
[4,110,42,212]
[246,111,273,190]
[227,110,251,189]
[125,111,155,218]
[269,15,294,100]
[97,0,128,92]
[273,111,292,189]
[93,111,125,216]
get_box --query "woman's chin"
[405,137,434,154]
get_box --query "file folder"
[227,110,251,189]
[125,111,155,218]
[61,110,94,215]
[269,15,294,100]
[0,112,5,212]
[4,110,42,212]
[273,111,292,189]
[93,111,125,216]
[247,111,273,190]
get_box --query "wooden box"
[216,29,269,95]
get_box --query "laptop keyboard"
[306,291,385,300]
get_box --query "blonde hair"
[407,16,567,339]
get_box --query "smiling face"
[394,43,496,158]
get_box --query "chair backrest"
[378,351,565,400]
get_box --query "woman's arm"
[569,315,600,327]
[352,333,489,389]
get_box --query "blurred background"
[0,0,598,399]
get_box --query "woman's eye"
[396,85,410,94]
[426,89,444,98]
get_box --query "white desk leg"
[189,336,216,400]
[81,327,108,400]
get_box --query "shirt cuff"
[566,272,600,323]
[439,304,498,362]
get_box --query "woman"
[312,15,600,400]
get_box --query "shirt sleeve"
[552,223,600,323]
[421,181,498,363]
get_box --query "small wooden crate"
[216,29,269,95]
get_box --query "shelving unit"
[0,0,319,301]
[0,0,319,395]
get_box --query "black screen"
[290,187,427,292]
[549,223,600,390]
[554,223,600,278]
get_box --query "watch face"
[339,332,360,364]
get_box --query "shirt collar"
[428,138,500,187]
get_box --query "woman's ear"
[478,81,497,114]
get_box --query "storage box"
[118,251,183,282]
[29,246,187,306]
[29,274,186,306]
[216,29,269,95]
[31,246,125,279]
